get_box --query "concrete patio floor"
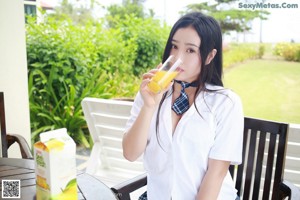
[76,145,91,171]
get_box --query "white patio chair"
[81,97,145,187]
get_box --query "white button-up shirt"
[125,84,244,200]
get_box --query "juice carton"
[34,128,77,200]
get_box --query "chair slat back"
[81,97,144,186]
[230,117,289,200]
[0,92,8,157]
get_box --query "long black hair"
[156,12,224,144]
[163,12,223,87]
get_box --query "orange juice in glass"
[148,55,182,93]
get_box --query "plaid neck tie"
[172,80,197,115]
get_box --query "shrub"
[273,42,300,62]
[112,14,170,75]
[295,49,300,62]
[223,43,258,68]
[258,44,265,59]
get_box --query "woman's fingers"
[156,63,162,69]
[140,78,151,89]
[142,63,161,80]
[142,69,158,80]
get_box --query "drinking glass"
[147,55,182,93]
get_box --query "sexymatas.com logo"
[238,0,299,10]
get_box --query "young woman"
[122,12,243,200]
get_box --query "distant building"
[24,0,54,22]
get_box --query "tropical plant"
[26,16,139,146]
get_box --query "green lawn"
[224,59,300,124]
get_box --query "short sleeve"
[208,91,244,165]
[124,92,144,133]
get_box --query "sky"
[51,0,300,43]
